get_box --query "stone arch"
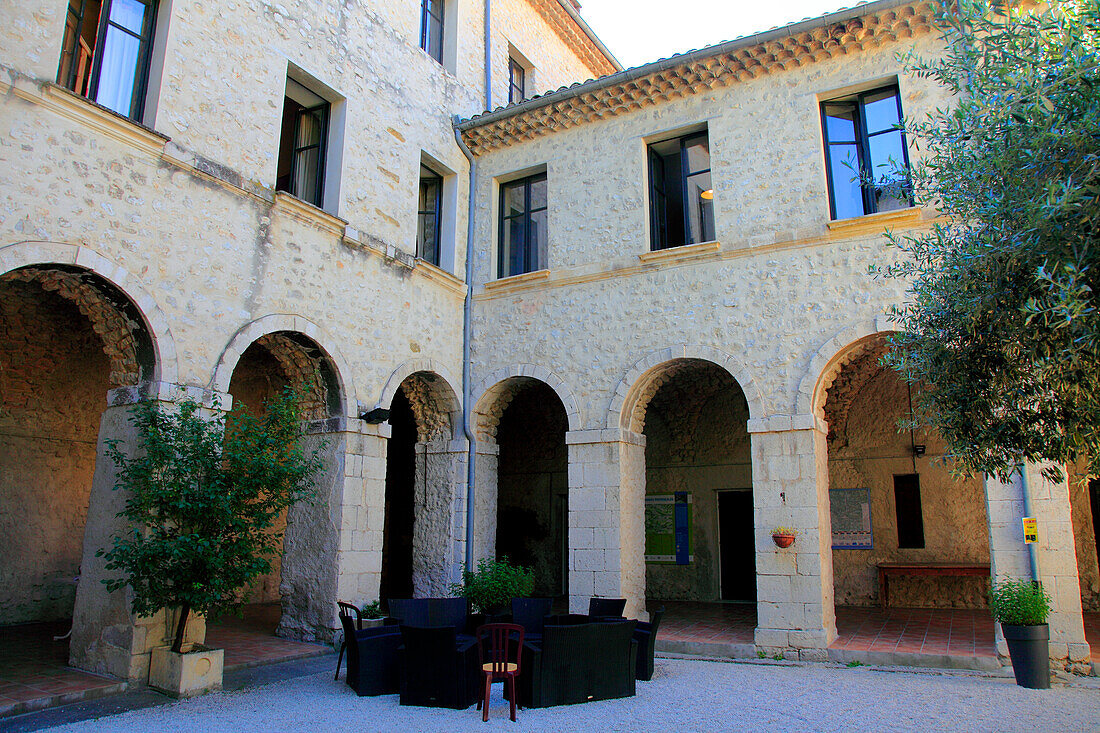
[210,315,355,418]
[607,345,768,433]
[0,241,178,385]
[472,365,580,441]
[795,316,896,421]
[378,360,462,442]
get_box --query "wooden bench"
[877,563,991,610]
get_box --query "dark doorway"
[381,389,416,603]
[718,490,756,602]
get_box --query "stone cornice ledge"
[481,268,551,292]
[414,259,468,297]
[272,192,348,236]
[746,413,828,434]
[638,240,721,265]
[566,428,646,446]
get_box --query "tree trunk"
[171,603,191,653]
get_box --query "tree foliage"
[879,0,1100,481]
[100,388,323,652]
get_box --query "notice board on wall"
[830,487,873,549]
[645,493,693,564]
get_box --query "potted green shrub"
[360,600,385,629]
[989,578,1052,689]
[100,389,322,698]
[450,556,534,618]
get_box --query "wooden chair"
[475,623,525,721]
[335,601,363,680]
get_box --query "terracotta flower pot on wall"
[772,533,796,548]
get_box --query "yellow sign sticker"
[1022,517,1038,544]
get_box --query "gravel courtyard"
[43,658,1100,733]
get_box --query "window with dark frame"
[417,165,443,267]
[508,56,525,104]
[820,85,913,220]
[57,0,158,122]
[893,473,926,549]
[276,79,329,209]
[498,173,547,278]
[647,131,715,251]
[420,0,444,64]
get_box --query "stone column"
[984,464,1091,672]
[466,439,499,566]
[412,438,469,596]
[69,383,222,681]
[565,429,647,620]
[747,415,836,661]
[283,418,391,642]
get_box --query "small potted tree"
[100,388,322,698]
[450,556,534,622]
[360,600,385,629]
[989,578,1052,689]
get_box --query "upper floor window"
[417,165,443,267]
[420,0,444,64]
[498,173,547,278]
[508,56,526,104]
[648,131,714,251]
[820,85,913,220]
[277,79,329,208]
[57,0,157,121]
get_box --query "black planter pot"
[1001,623,1050,689]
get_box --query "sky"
[577,0,863,69]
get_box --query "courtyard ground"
[10,655,1100,733]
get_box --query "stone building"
[0,0,1095,696]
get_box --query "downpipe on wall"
[1018,464,1042,585]
[454,123,478,574]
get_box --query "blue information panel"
[674,491,690,565]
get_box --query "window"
[420,0,444,64]
[57,0,157,121]
[498,173,547,278]
[508,56,526,104]
[893,474,925,549]
[276,79,329,208]
[417,165,443,266]
[647,131,714,251]
[820,85,913,220]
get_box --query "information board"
[830,487,873,549]
[645,493,693,563]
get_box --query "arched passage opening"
[475,377,569,602]
[625,357,756,643]
[819,334,994,660]
[0,264,156,692]
[214,330,343,651]
[380,370,460,602]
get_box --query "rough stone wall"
[0,278,110,624]
[1068,464,1100,612]
[490,0,607,107]
[468,32,947,429]
[642,360,751,601]
[826,346,989,608]
[496,381,568,597]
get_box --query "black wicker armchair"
[387,597,469,632]
[588,597,627,618]
[633,606,665,680]
[519,619,637,708]
[338,607,401,696]
[510,597,553,641]
[398,624,481,709]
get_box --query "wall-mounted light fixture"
[360,407,390,423]
[700,189,714,200]
[912,444,926,457]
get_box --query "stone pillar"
[69,383,221,681]
[466,439,499,566]
[284,418,391,642]
[984,464,1091,672]
[412,438,469,595]
[747,415,836,661]
[565,429,647,620]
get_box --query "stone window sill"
[273,191,347,235]
[826,207,921,233]
[414,258,467,296]
[638,240,721,264]
[483,268,551,291]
